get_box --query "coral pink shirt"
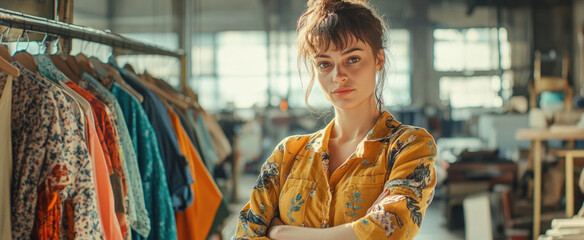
[66,82,124,240]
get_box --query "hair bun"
[307,0,369,11]
[305,0,333,18]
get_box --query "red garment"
[65,81,129,238]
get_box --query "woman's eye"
[317,62,330,68]
[348,57,360,63]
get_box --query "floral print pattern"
[235,111,437,239]
[254,162,280,191]
[286,193,305,223]
[2,64,102,239]
[345,190,364,221]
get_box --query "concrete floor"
[220,174,464,240]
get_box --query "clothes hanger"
[87,56,114,87]
[12,29,38,72]
[0,27,20,77]
[88,57,109,78]
[66,55,82,78]
[125,68,190,110]
[142,71,202,111]
[123,63,136,74]
[75,40,96,77]
[65,42,82,79]
[184,87,203,111]
[96,54,143,101]
[67,40,93,79]
[144,71,173,91]
[102,62,144,102]
[50,54,80,83]
[37,33,48,55]
[76,53,97,77]
[49,48,77,82]
[45,35,80,83]
[185,87,199,103]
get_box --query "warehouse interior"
[2,0,584,239]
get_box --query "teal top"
[111,83,178,240]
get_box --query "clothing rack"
[0,8,188,89]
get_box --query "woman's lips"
[332,88,354,97]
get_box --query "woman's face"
[313,39,384,111]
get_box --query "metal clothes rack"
[0,7,188,89]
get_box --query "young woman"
[235,0,437,239]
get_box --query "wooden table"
[516,126,584,240]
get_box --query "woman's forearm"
[268,223,359,240]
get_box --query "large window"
[192,31,269,110]
[384,29,411,106]
[434,28,511,109]
[216,31,269,109]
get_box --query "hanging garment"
[38,54,124,238]
[35,55,115,141]
[171,106,230,239]
[65,81,127,240]
[83,114,124,240]
[200,111,232,164]
[44,77,102,237]
[38,52,136,232]
[167,107,222,240]
[115,67,194,212]
[4,63,102,239]
[69,80,127,227]
[173,108,200,152]
[35,55,123,239]
[111,83,177,240]
[33,55,88,138]
[0,75,12,240]
[174,108,207,166]
[82,72,149,235]
[35,59,114,239]
[235,111,437,240]
[208,199,230,239]
[35,54,130,237]
[191,112,219,172]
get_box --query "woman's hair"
[297,0,389,110]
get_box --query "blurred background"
[2,0,584,239]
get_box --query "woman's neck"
[331,98,381,142]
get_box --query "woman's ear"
[376,50,385,71]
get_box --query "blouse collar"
[308,110,402,154]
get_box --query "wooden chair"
[529,50,573,110]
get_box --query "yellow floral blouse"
[235,111,437,240]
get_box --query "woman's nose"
[332,66,348,83]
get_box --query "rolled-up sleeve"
[235,139,288,239]
[352,128,437,240]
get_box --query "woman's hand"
[268,217,285,239]
[270,217,285,228]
